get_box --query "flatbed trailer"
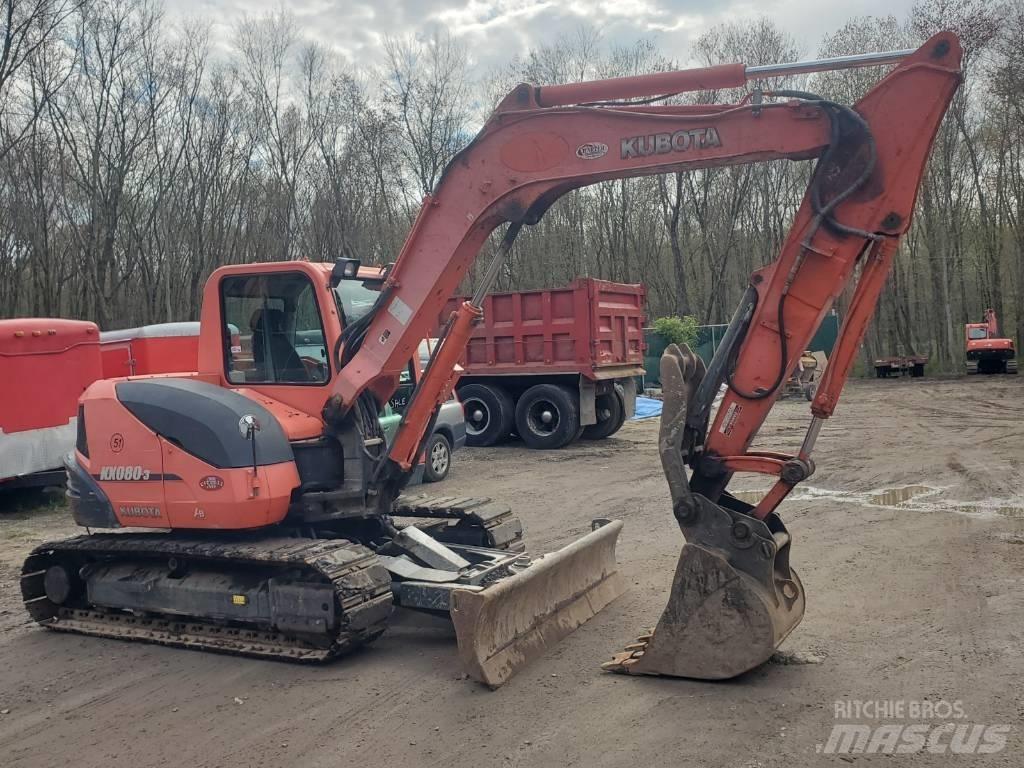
[874,355,927,378]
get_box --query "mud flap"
[450,519,625,688]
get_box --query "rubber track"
[20,534,394,662]
[393,496,525,552]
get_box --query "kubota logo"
[118,505,161,518]
[199,475,224,491]
[621,126,722,159]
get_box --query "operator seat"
[250,307,310,383]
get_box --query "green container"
[643,330,670,385]
[642,311,840,386]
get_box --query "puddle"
[722,484,1024,520]
[728,485,942,508]
[960,504,1024,519]
[867,485,936,507]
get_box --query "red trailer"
[100,322,202,377]
[0,319,102,487]
[3,320,212,489]
[440,278,646,449]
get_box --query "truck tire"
[459,383,514,447]
[582,390,625,440]
[515,384,580,449]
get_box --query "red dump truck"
[440,278,646,449]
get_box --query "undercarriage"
[21,496,623,686]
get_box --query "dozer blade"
[450,519,625,688]
[603,343,805,680]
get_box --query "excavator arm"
[325,33,960,682]
[328,32,961,506]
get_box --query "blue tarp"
[632,396,663,420]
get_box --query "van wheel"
[459,383,514,447]
[423,433,452,482]
[582,391,625,440]
[515,384,579,449]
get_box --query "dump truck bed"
[443,278,646,380]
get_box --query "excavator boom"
[333,32,958,680]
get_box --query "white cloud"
[166,0,919,73]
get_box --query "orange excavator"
[21,33,961,687]
[965,309,1017,375]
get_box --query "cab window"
[334,279,380,325]
[967,327,988,340]
[221,272,329,385]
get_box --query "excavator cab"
[222,273,329,385]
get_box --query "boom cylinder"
[535,48,915,108]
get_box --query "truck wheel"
[804,382,817,402]
[515,384,580,449]
[582,391,625,440]
[423,433,451,482]
[459,383,514,447]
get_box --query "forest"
[1,0,1022,371]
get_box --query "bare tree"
[383,29,471,196]
[0,0,80,161]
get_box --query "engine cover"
[71,377,302,530]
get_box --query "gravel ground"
[0,376,1021,767]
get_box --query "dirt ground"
[0,376,1022,767]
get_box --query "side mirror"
[238,414,261,474]
[238,414,261,439]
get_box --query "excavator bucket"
[603,344,805,679]
[451,519,625,688]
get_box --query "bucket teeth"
[604,542,805,679]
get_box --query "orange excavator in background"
[22,33,962,687]
[965,309,1017,375]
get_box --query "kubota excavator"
[965,309,1017,375]
[21,32,962,687]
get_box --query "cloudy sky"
[171,0,919,71]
